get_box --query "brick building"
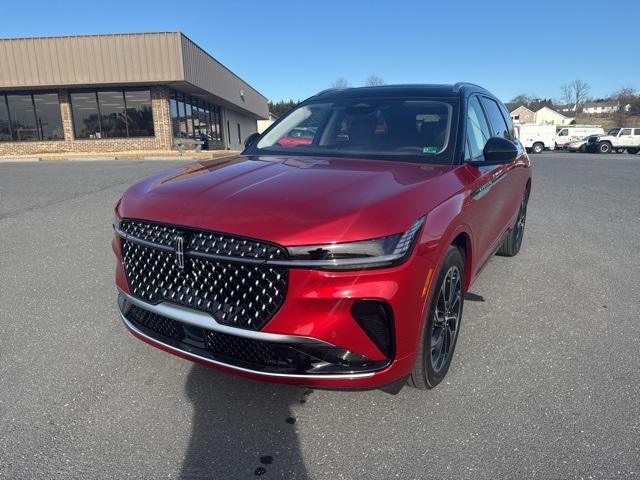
[0,32,269,156]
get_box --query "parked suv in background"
[113,84,531,392]
[590,127,640,154]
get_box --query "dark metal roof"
[312,83,492,101]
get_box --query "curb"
[0,157,41,163]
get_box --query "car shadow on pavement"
[181,364,311,479]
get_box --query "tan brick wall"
[0,86,173,156]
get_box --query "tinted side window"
[466,96,492,159]
[480,97,511,139]
[634,129,640,136]
[497,102,516,139]
[620,128,632,135]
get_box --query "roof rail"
[314,87,345,97]
[452,82,488,93]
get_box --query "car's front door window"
[466,97,492,160]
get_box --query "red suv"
[114,84,531,392]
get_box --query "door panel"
[478,96,522,242]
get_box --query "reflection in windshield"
[253,99,457,164]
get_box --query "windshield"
[249,98,458,164]
[608,128,621,136]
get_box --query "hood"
[119,155,455,245]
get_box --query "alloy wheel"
[430,266,462,373]
[515,194,527,249]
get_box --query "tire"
[627,148,639,154]
[532,142,544,154]
[616,148,626,154]
[408,246,464,389]
[497,190,528,257]
[579,144,587,153]
[598,142,612,154]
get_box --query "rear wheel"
[408,246,464,389]
[616,148,626,154]
[497,190,528,257]
[627,148,639,154]
[598,142,612,153]
[532,142,544,154]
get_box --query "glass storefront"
[0,92,64,142]
[169,89,224,149]
[70,88,154,139]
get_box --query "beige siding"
[0,33,184,88]
[180,35,269,120]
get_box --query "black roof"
[311,83,492,101]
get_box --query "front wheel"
[579,144,587,153]
[598,142,612,154]
[497,190,528,257]
[408,246,464,389]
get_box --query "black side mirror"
[479,137,519,165]
[244,132,261,149]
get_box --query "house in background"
[556,104,577,114]
[582,101,630,115]
[509,105,535,124]
[534,106,574,126]
[509,105,574,126]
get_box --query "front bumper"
[115,234,433,389]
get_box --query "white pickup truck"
[591,128,640,154]
[514,123,556,154]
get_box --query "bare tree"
[365,75,386,86]
[560,80,591,109]
[611,87,637,125]
[331,77,350,89]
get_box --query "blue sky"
[2,0,639,103]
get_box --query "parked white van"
[555,125,604,147]
[514,123,556,153]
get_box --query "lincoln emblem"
[175,236,185,269]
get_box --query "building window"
[237,123,241,144]
[70,92,101,139]
[227,120,231,145]
[33,94,65,140]
[169,93,181,138]
[97,91,128,138]
[6,94,38,141]
[0,97,13,141]
[0,92,64,142]
[169,89,223,147]
[125,90,154,137]
[70,88,154,140]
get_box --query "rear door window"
[634,129,640,136]
[480,97,511,140]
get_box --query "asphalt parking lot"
[1,152,639,479]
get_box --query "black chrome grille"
[125,304,297,370]
[119,219,287,259]
[121,300,389,375]
[120,219,288,330]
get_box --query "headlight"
[113,198,122,231]
[279,218,424,270]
